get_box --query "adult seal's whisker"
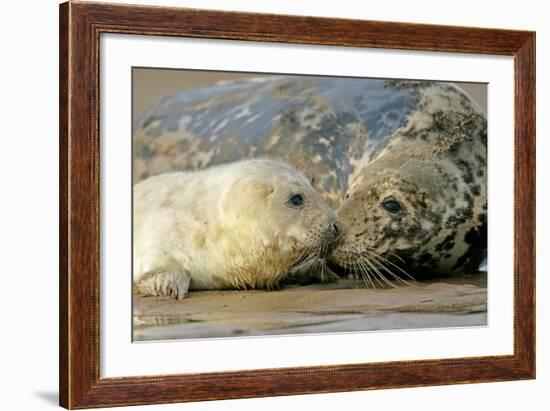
[369,251,417,283]
[362,256,397,288]
[367,252,412,286]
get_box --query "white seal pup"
[133,159,342,299]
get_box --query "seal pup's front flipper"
[136,270,191,300]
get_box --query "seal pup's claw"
[137,271,191,300]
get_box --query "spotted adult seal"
[134,76,486,280]
[133,159,342,299]
[330,80,487,280]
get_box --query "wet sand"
[133,274,487,341]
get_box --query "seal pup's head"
[216,158,342,289]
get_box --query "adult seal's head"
[329,81,487,280]
[133,159,342,298]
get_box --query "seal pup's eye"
[381,198,402,214]
[288,193,305,208]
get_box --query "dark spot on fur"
[464,227,479,245]
[354,230,369,238]
[452,217,487,272]
[478,213,487,225]
[445,207,473,229]
[415,197,428,208]
[406,223,423,239]
[475,154,486,166]
[457,159,474,184]
[418,253,434,265]
[435,233,456,252]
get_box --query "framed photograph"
[59,1,535,409]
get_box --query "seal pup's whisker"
[290,243,319,269]
[320,258,330,283]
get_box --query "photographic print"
[132,69,488,341]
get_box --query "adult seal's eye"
[288,193,305,208]
[382,198,402,214]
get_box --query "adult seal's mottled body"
[135,76,487,278]
[331,80,487,278]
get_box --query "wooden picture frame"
[59,1,535,408]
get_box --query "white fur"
[133,159,338,297]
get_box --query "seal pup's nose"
[326,220,343,244]
[332,222,341,238]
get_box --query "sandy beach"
[133,274,487,341]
